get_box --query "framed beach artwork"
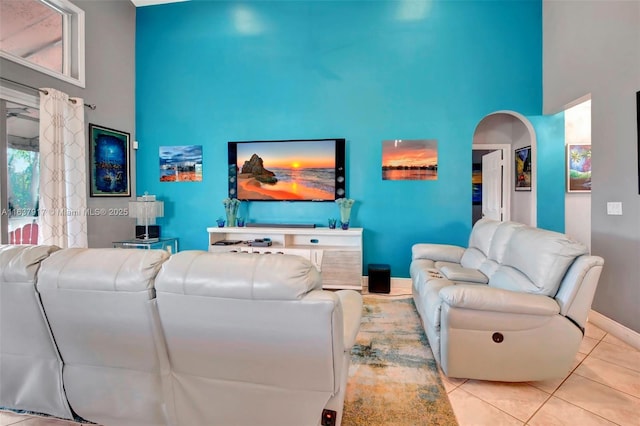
[160,145,203,182]
[381,139,438,181]
[514,146,532,191]
[89,124,130,197]
[566,144,591,192]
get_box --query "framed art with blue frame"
[89,123,131,197]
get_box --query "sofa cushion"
[38,248,168,293]
[478,259,500,279]
[467,218,502,256]
[36,247,171,426]
[460,247,487,270]
[487,221,525,263]
[0,244,59,282]
[490,227,588,296]
[156,251,322,300]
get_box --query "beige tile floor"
[3,286,639,426]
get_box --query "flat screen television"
[228,138,346,201]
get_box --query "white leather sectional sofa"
[0,245,362,426]
[410,218,604,382]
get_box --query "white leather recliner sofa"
[410,218,604,382]
[154,251,363,426]
[0,245,73,420]
[0,246,362,426]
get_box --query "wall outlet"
[606,202,623,215]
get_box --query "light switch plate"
[607,202,623,215]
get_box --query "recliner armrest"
[439,284,560,316]
[336,290,363,350]
[439,264,488,284]
[412,244,465,263]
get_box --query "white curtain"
[39,88,88,248]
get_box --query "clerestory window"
[0,0,85,87]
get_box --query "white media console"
[207,226,363,290]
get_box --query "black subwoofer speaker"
[368,263,390,294]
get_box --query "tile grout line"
[453,386,526,425]
[586,344,640,375]
[570,365,640,401]
[542,331,637,425]
[521,329,610,425]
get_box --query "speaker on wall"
[228,174,237,197]
[335,138,346,198]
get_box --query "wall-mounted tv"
[228,138,346,201]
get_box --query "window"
[0,0,85,87]
[0,87,40,244]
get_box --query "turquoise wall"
[530,112,566,232]
[136,0,542,277]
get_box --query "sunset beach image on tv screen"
[235,140,336,201]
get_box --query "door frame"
[472,144,511,222]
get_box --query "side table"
[112,237,178,254]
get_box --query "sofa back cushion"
[156,251,321,300]
[461,220,524,279]
[489,227,588,296]
[486,221,526,263]
[460,218,500,270]
[154,251,343,426]
[466,219,501,256]
[37,248,170,426]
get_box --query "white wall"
[544,1,640,332]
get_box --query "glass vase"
[340,206,351,225]
[226,212,236,227]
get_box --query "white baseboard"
[392,277,412,289]
[588,310,640,350]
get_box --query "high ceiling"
[0,0,63,73]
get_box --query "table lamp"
[128,193,164,241]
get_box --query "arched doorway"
[472,111,537,226]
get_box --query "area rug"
[342,295,458,426]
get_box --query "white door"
[482,150,503,221]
